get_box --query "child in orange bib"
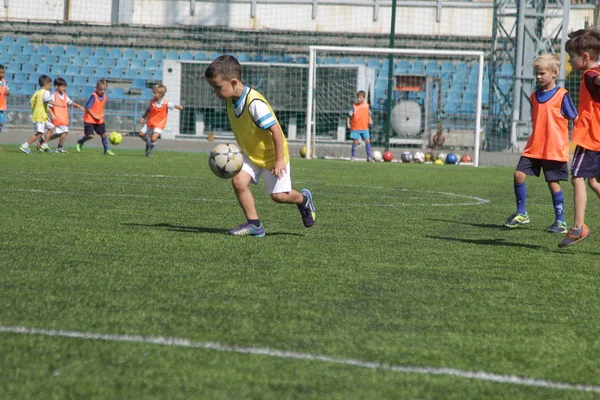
[138,84,183,157]
[76,79,114,155]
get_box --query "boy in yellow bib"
[205,55,316,237]
[20,75,55,154]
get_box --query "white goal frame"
[305,46,485,167]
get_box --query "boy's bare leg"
[232,172,259,220]
[572,177,587,228]
[271,190,304,205]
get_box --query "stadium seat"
[140,88,153,99]
[65,65,79,76]
[12,72,27,83]
[151,50,164,61]
[130,59,144,69]
[87,56,100,67]
[96,67,109,78]
[145,59,159,70]
[65,46,79,57]
[8,44,21,54]
[444,92,461,114]
[295,56,308,64]
[15,54,28,64]
[51,46,64,57]
[57,56,72,66]
[151,70,162,80]
[194,52,207,61]
[352,58,365,65]
[267,55,281,63]
[123,69,138,80]
[114,58,129,69]
[209,52,221,60]
[165,51,179,60]
[23,44,35,55]
[425,60,439,74]
[237,53,251,62]
[138,69,152,80]
[324,57,337,65]
[36,45,50,56]
[394,60,410,74]
[180,51,193,61]
[101,57,117,67]
[109,68,125,79]
[131,78,146,90]
[28,74,38,84]
[80,66,94,76]
[137,50,150,60]
[16,36,29,46]
[50,65,66,76]
[67,84,79,97]
[72,56,86,67]
[282,55,293,63]
[109,87,126,99]
[36,64,50,75]
[367,59,381,70]
[339,57,352,64]
[251,54,265,62]
[94,47,108,58]
[1,36,15,45]
[29,54,44,65]
[108,48,121,59]
[410,60,425,74]
[73,75,88,86]
[1,52,12,63]
[79,47,93,58]
[80,85,95,96]
[20,63,34,74]
[123,49,136,59]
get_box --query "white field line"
[1,325,598,394]
[0,187,490,208]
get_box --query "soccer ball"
[109,131,122,145]
[299,145,313,158]
[413,151,425,163]
[434,159,444,165]
[437,152,447,162]
[383,151,394,162]
[208,143,244,179]
[400,151,413,163]
[425,152,435,162]
[446,153,458,165]
[372,150,383,162]
[460,154,473,163]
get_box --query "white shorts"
[54,125,69,134]
[241,153,292,195]
[33,121,54,134]
[141,125,163,135]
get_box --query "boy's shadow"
[424,218,507,230]
[124,222,303,236]
[426,235,542,249]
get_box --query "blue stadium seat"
[37,45,50,55]
[209,52,221,60]
[251,54,266,62]
[67,85,79,97]
[15,54,28,64]
[152,70,162,80]
[180,51,193,61]
[80,66,94,76]
[1,52,12,63]
[51,65,66,76]
[28,74,39,84]
[21,63,34,74]
[51,46,64,57]
[79,47,93,58]
[339,57,352,64]
[29,54,44,65]
[425,60,439,74]
[1,36,15,45]
[138,69,152,80]
[140,88,153,99]
[11,83,23,94]
[444,92,461,114]
[282,55,293,63]
[131,78,146,90]
[352,58,366,65]
[87,57,100,67]
[267,55,281,63]
[130,59,144,69]
[394,60,410,74]
[108,48,121,59]
[165,51,179,60]
[73,75,88,86]
[65,46,79,57]
[12,72,27,83]
[123,69,137,80]
[72,56,86,66]
[122,49,136,59]
[114,58,129,69]
[138,50,151,60]
[57,56,72,66]
[94,48,108,58]
[295,56,308,64]
[237,54,250,62]
[8,44,21,54]
[109,87,126,99]
[80,85,95,97]
[101,57,116,67]
[109,68,124,79]
[152,50,164,60]
[410,60,425,74]
[65,65,79,75]
[16,37,29,46]
[96,67,109,78]
[194,52,207,61]
[145,59,159,70]
[367,59,381,69]
[23,44,35,55]
[324,57,337,65]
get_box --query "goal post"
[305,46,485,167]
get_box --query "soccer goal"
[305,46,485,167]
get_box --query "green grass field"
[2,145,600,399]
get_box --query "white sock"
[22,142,29,148]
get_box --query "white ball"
[208,143,244,179]
[437,152,447,162]
[372,150,383,162]
[413,151,425,163]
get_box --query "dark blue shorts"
[571,145,600,178]
[84,122,106,136]
[516,156,569,182]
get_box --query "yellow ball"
[109,131,123,145]
[434,159,444,165]
[299,145,313,158]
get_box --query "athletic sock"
[248,219,261,228]
[551,190,565,222]
[351,143,357,158]
[365,143,372,159]
[101,136,109,153]
[514,182,527,215]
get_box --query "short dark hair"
[205,55,242,81]
[0,64,5,70]
[38,75,52,87]
[566,28,600,60]
[357,90,366,97]
[54,77,68,87]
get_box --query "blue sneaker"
[298,189,316,227]
[19,146,32,155]
[547,220,568,234]
[229,222,265,237]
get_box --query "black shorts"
[84,122,106,136]
[571,145,600,178]
[516,156,569,182]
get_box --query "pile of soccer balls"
[370,149,473,165]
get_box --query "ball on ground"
[109,131,122,145]
[446,153,458,165]
[383,151,394,162]
[413,151,425,163]
[299,145,313,158]
[400,151,413,163]
[372,150,383,162]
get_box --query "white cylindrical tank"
[391,100,422,137]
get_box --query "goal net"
[305,46,485,167]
